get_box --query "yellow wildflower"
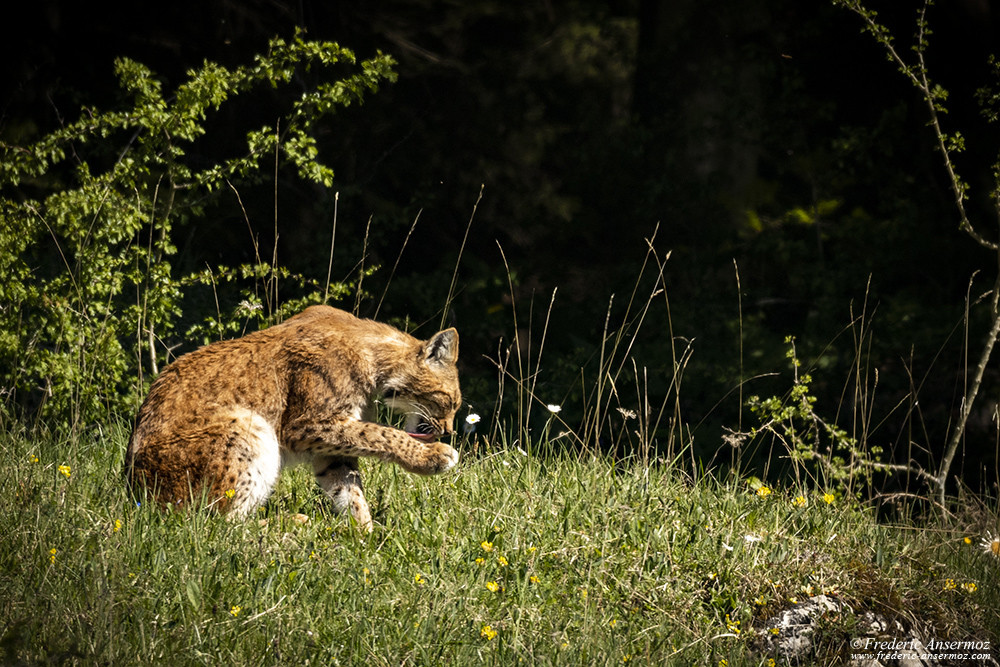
[822,493,835,505]
[756,485,772,498]
[497,556,508,567]
[414,573,426,585]
[229,605,241,617]
[225,489,236,499]
[792,495,807,508]
[49,548,57,564]
[529,575,540,584]
[961,582,978,593]
[114,519,122,533]
[481,541,494,552]
[486,581,499,592]
[475,557,485,565]
[943,578,956,591]
[57,465,71,478]
[480,625,497,641]
[725,614,740,635]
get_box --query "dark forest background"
[3,0,999,495]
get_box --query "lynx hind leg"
[214,409,282,518]
[313,456,373,532]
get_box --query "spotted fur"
[125,305,461,531]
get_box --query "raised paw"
[405,441,459,475]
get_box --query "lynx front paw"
[407,441,459,475]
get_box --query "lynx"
[125,305,461,531]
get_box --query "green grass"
[1,420,997,666]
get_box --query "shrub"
[0,31,395,429]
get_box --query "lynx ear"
[424,328,459,366]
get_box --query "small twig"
[324,192,338,305]
[242,595,288,624]
[373,208,421,318]
[441,185,483,330]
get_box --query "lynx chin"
[125,305,462,531]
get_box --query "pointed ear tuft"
[424,328,459,366]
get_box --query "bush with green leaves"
[745,337,888,495]
[0,31,395,428]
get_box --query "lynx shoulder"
[125,305,461,531]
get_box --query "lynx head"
[383,328,462,442]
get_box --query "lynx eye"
[424,391,458,412]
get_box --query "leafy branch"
[834,0,1000,508]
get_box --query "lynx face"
[384,387,462,442]
[382,329,462,442]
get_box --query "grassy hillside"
[1,418,997,665]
